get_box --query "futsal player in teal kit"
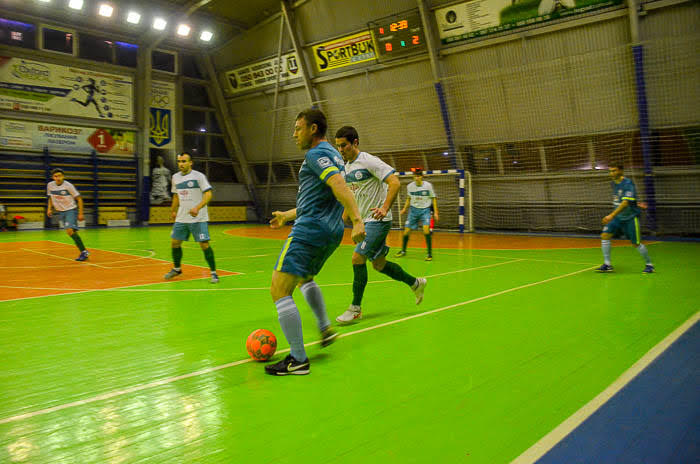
[596,162,654,273]
[265,108,365,376]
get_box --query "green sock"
[379,261,416,287]
[402,234,409,252]
[70,233,86,252]
[203,247,216,272]
[172,247,182,268]
[352,263,368,306]
[425,233,432,255]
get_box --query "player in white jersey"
[395,168,439,261]
[334,127,427,323]
[164,152,219,283]
[46,168,89,261]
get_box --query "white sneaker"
[413,278,427,305]
[336,305,362,323]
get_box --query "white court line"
[21,248,108,269]
[0,259,524,294]
[511,310,700,464]
[0,264,596,425]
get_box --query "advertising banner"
[0,119,135,155]
[435,0,622,45]
[224,52,300,95]
[313,31,377,72]
[150,80,175,149]
[0,56,134,121]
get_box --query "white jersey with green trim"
[344,152,395,223]
[171,169,212,223]
[407,181,436,209]
[46,180,80,212]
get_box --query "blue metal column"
[435,82,458,169]
[632,46,657,231]
[43,147,51,228]
[91,149,99,226]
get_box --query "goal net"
[393,170,471,233]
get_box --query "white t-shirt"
[344,152,395,223]
[407,180,436,209]
[171,169,212,223]
[47,180,80,211]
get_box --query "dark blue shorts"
[405,206,431,229]
[603,216,641,245]
[171,222,211,242]
[355,221,391,261]
[58,208,79,230]
[274,235,341,278]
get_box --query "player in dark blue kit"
[265,108,365,376]
[596,162,654,273]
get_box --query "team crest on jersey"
[356,171,363,180]
[317,157,332,168]
[62,190,67,195]
[188,181,194,187]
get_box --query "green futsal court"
[0,225,698,463]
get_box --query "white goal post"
[393,169,473,233]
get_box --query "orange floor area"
[224,226,637,250]
[0,241,237,302]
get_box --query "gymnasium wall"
[213,0,699,234]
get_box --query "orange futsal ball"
[246,329,277,361]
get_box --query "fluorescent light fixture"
[38,0,52,3]
[153,17,167,31]
[98,4,113,17]
[126,11,141,24]
[68,0,84,9]
[176,24,191,37]
[199,30,213,42]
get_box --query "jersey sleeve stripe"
[319,166,339,182]
[622,196,636,201]
[382,170,396,181]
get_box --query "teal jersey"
[292,141,345,246]
[612,177,641,221]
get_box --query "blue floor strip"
[536,320,700,464]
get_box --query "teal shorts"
[603,216,641,245]
[58,208,79,230]
[274,236,340,278]
[405,206,431,229]
[355,221,391,261]
[171,222,210,242]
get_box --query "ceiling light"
[38,0,52,3]
[200,30,213,42]
[126,11,141,25]
[68,0,83,10]
[176,24,191,37]
[98,4,113,17]
[153,17,167,31]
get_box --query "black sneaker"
[320,327,338,348]
[264,354,310,376]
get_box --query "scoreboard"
[370,10,427,59]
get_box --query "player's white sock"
[300,281,331,331]
[275,296,306,361]
[637,244,652,265]
[601,240,611,265]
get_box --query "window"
[0,18,36,49]
[209,113,222,134]
[116,41,138,67]
[181,54,204,79]
[208,161,237,182]
[184,110,206,132]
[183,134,205,156]
[79,34,113,63]
[210,137,228,158]
[41,26,75,55]
[183,83,210,106]
[152,49,176,73]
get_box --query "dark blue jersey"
[292,141,345,245]
[612,177,640,221]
